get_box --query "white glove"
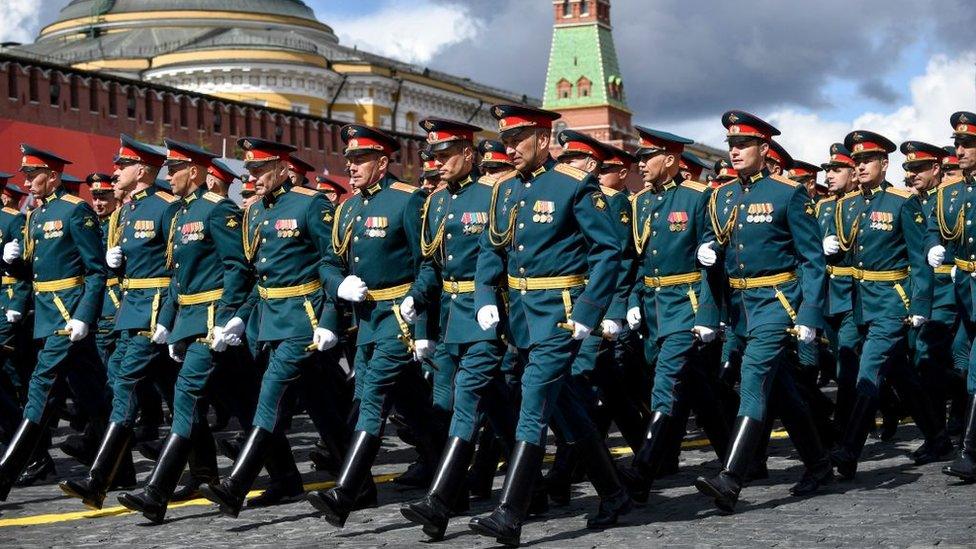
[795,325,816,344]
[600,319,622,340]
[477,305,500,331]
[168,342,186,363]
[413,339,433,361]
[222,317,245,345]
[337,275,368,302]
[5,310,21,324]
[626,307,642,330]
[105,246,123,269]
[822,235,840,256]
[909,315,927,328]
[400,296,417,324]
[927,245,946,269]
[952,266,958,282]
[312,327,338,351]
[696,241,717,266]
[210,326,229,352]
[571,320,592,340]
[66,319,89,342]
[3,239,20,264]
[151,324,170,344]
[692,325,717,343]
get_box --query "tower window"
[577,76,591,98]
[126,87,136,119]
[145,93,154,122]
[562,0,571,17]
[557,78,572,99]
[580,1,590,15]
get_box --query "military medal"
[532,201,554,223]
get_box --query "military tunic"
[97,216,121,366]
[703,169,826,421]
[327,173,427,437]
[409,173,514,442]
[827,182,933,399]
[103,186,181,426]
[935,175,976,393]
[475,159,621,445]
[630,178,720,415]
[239,181,341,433]
[21,187,109,424]
[156,187,251,438]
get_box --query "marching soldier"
[942,146,963,180]
[399,118,517,540]
[287,156,316,188]
[206,158,239,197]
[315,175,347,205]
[624,127,729,498]
[789,161,823,200]
[0,181,28,210]
[901,140,958,462]
[478,139,515,177]
[87,173,122,367]
[468,105,630,546]
[766,140,794,176]
[60,135,180,509]
[0,172,30,438]
[419,148,441,193]
[694,112,831,512]
[825,130,950,479]
[941,111,976,481]
[200,138,342,516]
[816,144,864,430]
[0,145,110,501]
[305,124,437,527]
[241,176,257,202]
[117,139,251,522]
[679,151,711,182]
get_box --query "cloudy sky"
[6,0,976,179]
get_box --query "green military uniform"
[828,130,948,478]
[306,124,435,529]
[0,183,30,435]
[468,105,630,546]
[942,111,976,480]
[0,145,110,502]
[117,139,250,523]
[903,141,959,439]
[695,112,830,512]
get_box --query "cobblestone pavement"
[0,416,974,548]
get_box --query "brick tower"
[543,0,633,148]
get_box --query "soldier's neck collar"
[860,182,884,196]
[265,181,291,204]
[184,186,205,204]
[447,174,473,194]
[738,168,768,186]
[43,187,63,203]
[519,157,553,182]
[363,181,383,198]
[926,186,939,197]
[132,185,156,203]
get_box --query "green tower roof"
[543,23,629,111]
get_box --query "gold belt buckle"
[448,280,460,294]
[516,277,527,292]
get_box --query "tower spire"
[543,0,632,146]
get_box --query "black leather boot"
[246,433,304,508]
[15,451,56,487]
[623,411,671,504]
[172,423,219,501]
[401,437,474,541]
[0,419,46,501]
[117,432,192,523]
[831,393,876,480]
[468,428,502,501]
[60,422,132,509]
[199,427,274,518]
[695,416,763,513]
[902,390,954,466]
[779,406,833,497]
[307,430,381,527]
[543,440,575,506]
[469,441,544,547]
[578,431,632,529]
[944,395,976,481]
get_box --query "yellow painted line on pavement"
[0,429,781,529]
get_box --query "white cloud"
[1,0,45,44]
[325,1,484,65]
[678,52,976,185]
